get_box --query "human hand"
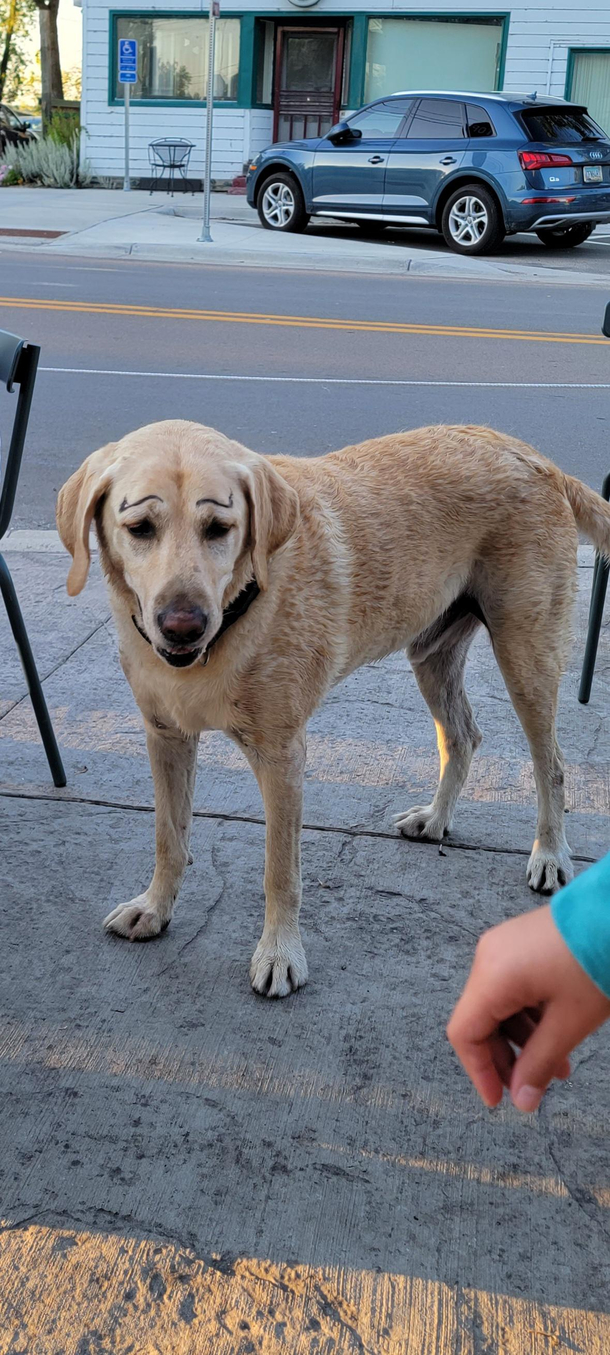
[447,905,610,1111]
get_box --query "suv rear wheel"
[535,223,594,249]
[257,173,309,233]
[441,184,504,255]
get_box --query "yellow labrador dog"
[57,420,610,997]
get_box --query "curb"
[0,235,608,286]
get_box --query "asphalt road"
[0,249,609,528]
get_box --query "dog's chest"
[162,673,236,736]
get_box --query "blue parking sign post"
[118,39,138,191]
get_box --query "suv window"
[1,106,16,127]
[466,104,495,137]
[348,100,413,139]
[520,106,605,143]
[407,98,465,139]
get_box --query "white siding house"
[79,0,610,184]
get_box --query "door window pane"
[365,17,502,103]
[115,16,240,101]
[407,99,465,139]
[348,100,411,139]
[568,53,610,136]
[282,33,336,92]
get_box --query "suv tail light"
[519,151,573,171]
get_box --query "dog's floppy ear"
[241,459,299,590]
[56,443,119,596]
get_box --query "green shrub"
[48,107,80,147]
[0,133,92,188]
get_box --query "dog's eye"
[127,519,155,539]
[205,520,231,541]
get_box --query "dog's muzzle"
[131,577,260,669]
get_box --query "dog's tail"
[562,472,610,560]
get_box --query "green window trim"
[109,10,245,107]
[108,9,510,112]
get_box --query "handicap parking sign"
[118,38,138,83]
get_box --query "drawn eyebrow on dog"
[196,492,234,509]
[119,495,163,512]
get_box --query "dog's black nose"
[157,604,207,646]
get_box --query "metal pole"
[123,82,131,191]
[198,0,217,242]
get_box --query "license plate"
[584,165,603,183]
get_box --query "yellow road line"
[2,1222,610,1354]
[0,295,608,344]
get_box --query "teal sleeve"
[551,852,610,1000]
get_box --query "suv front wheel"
[257,173,309,233]
[535,222,594,248]
[441,184,504,255]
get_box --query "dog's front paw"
[395,803,450,842]
[250,927,308,998]
[527,843,573,895]
[103,894,171,941]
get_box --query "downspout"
[546,39,557,96]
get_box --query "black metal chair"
[0,329,66,786]
[578,301,610,705]
[148,138,195,196]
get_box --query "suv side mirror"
[327,120,361,145]
[603,302,610,339]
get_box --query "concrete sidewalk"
[1,185,610,283]
[1,531,610,1352]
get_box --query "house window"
[364,17,504,104]
[568,51,610,136]
[255,20,275,106]
[114,15,240,102]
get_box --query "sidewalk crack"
[157,844,229,974]
[0,786,601,867]
[541,1105,610,1243]
[0,616,111,723]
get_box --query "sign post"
[198,0,219,243]
[118,38,138,191]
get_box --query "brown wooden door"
[273,27,344,143]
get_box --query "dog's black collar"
[131,576,260,665]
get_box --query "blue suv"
[246,92,610,255]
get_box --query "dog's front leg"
[104,722,198,941]
[248,735,308,998]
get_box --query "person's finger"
[446,1005,506,1106]
[461,1042,505,1107]
[500,1012,571,1081]
[510,1002,580,1111]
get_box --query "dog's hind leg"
[396,610,482,843]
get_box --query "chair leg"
[579,554,610,704]
[0,553,66,786]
